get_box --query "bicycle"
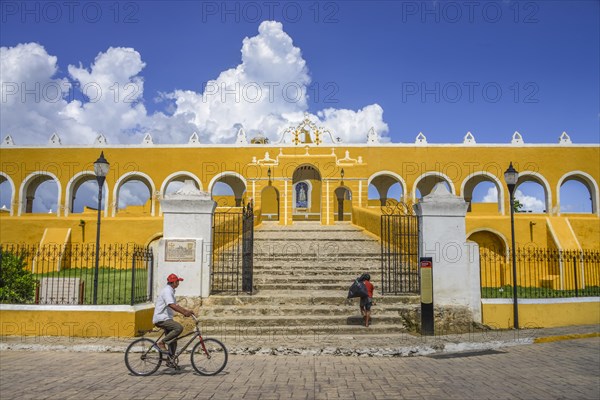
[124,315,228,376]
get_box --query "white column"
[157,181,216,298]
[414,183,482,323]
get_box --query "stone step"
[190,314,410,328]
[256,222,362,232]
[255,282,355,291]
[198,304,415,317]
[253,276,377,284]
[198,323,413,336]
[254,254,382,262]
[255,231,378,240]
[202,291,420,306]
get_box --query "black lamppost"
[93,152,110,305]
[267,167,271,185]
[504,162,519,329]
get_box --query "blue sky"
[1,0,598,144]
[0,0,598,212]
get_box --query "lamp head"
[94,151,110,178]
[504,162,518,188]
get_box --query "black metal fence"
[211,202,254,294]
[480,247,600,298]
[0,243,153,305]
[380,201,420,294]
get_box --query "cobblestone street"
[1,337,598,400]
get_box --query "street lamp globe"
[94,151,110,178]
[504,162,518,191]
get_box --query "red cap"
[167,273,184,283]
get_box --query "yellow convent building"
[1,118,599,253]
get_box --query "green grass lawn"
[34,267,149,305]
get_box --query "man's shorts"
[360,297,373,311]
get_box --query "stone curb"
[532,332,600,344]
[0,338,534,357]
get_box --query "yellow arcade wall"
[482,299,600,329]
[0,304,154,337]
[0,143,598,249]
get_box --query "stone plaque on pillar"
[157,181,216,298]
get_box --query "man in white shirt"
[152,273,195,354]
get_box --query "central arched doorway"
[292,164,322,221]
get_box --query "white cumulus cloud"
[482,186,499,202]
[515,189,545,212]
[0,21,388,146]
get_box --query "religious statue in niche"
[295,182,308,208]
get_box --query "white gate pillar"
[414,183,482,323]
[156,180,216,298]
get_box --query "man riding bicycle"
[152,273,195,356]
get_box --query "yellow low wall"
[352,206,382,238]
[0,303,154,337]
[482,298,600,329]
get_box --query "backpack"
[347,278,368,299]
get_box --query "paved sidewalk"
[1,324,598,357]
[1,337,599,399]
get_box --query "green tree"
[0,251,36,303]
[513,199,524,213]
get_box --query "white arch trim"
[366,171,408,200]
[64,171,109,218]
[460,171,506,215]
[112,171,157,217]
[207,172,248,195]
[159,171,204,195]
[0,172,16,216]
[158,171,204,216]
[467,228,510,257]
[18,171,62,217]
[556,170,599,216]
[516,171,553,215]
[412,171,456,202]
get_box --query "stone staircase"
[197,222,420,337]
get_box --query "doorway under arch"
[334,186,352,221]
[261,185,280,221]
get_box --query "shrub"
[0,251,36,303]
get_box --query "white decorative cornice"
[142,133,154,145]
[2,135,14,146]
[251,151,278,166]
[48,133,62,146]
[367,127,379,144]
[415,132,427,145]
[188,132,200,145]
[337,150,363,166]
[277,113,336,146]
[511,131,524,145]
[463,131,476,145]
[94,133,108,145]
[558,131,572,145]
[236,128,248,145]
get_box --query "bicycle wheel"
[125,338,163,376]
[191,338,228,376]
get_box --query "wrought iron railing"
[211,202,254,294]
[480,247,600,298]
[380,201,420,295]
[0,243,153,305]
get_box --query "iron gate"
[211,202,254,294]
[380,201,420,294]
